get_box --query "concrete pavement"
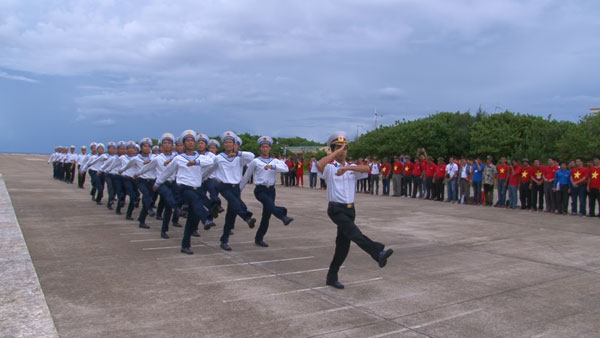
[2,153,600,337]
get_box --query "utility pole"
[374,108,383,130]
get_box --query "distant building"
[590,108,600,115]
[284,145,329,156]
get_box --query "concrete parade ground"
[2,153,600,338]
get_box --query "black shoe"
[220,242,232,251]
[191,230,200,237]
[203,220,215,230]
[282,216,294,226]
[139,223,150,229]
[378,249,394,268]
[211,205,220,219]
[126,216,134,220]
[247,217,256,229]
[172,222,182,228]
[115,210,122,215]
[229,230,234,235]
[326,279,345,289]
[255,240,269,247]
[218,206,225,213]
[161,231,169,239]
[156,215,163,220]
[181,247,194,255]
[148,209,156,217]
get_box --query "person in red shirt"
[518,159,534,210]
[412,156,424,198]
[424,156,437,199]
[285,156,294,187]
[433,157,446,201]
[295,158,305,187]
[402,156,414,197]
[570,158,589,216]
[508,160,521,209]
[496,157,509,207]
[530,159,544,212]
[381,157,392,196]
[543,158,559,212]
[587,155,600,217]
[392,156,403,196]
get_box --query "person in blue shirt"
[472,157,485,205]
[553,162,572,214]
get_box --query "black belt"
[255,184,274,188]
[329,202,354,209]
[137,178,155,182]
[179,184,202,191]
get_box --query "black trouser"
[370,174,380,195]
[589,188,600,216]
[435,179,445,200]
[484,184,494,206]
[401,176,412,196]
[531,183,544,211]
[412,177,422,198]
[88,169,97,197]
[52,162,58,179]
[77,165,86,188]
[64,163,72,182]
[136,178,155,224]
[556,185,570,214]
[519,183,531,209]
[105,173,116,207]
[320,178,327,189]
[217,183,252,244]
[425,177,433,199]
[121,176,138,218]
[95,172,105,203]
[326,202,384,282]
[180,185,210,249]
[158,181,178,232]
[254,185,287,242]
[57,163,64,180]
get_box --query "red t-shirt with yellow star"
[589,167,600,189]
[393,161,403,175]
[532,166,544,182]
[404,162,414,176]
[381,163,392,178]
[571,167,588,185]
[497,164,509,180]
[519,166,535,183]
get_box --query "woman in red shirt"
[296,158,304,187]
[433,157,446,201]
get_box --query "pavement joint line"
[197,267,334,285]
[156,252,226,260]
[175,256,315,271]
[222,277,382,303]
[409,308,483,330]
[366,328,410,338]
[142,244,206,250]
[258,305,355,325]
[131,238,181,242]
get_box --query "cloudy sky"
[1,0,599,153]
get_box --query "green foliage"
[212,132,322,156]
[350,111,596,162]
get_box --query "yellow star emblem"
[383,167,387,172]
[394,166,398,171]
[593,171,599,179]
[574,171,581,179]
[500,168,505,174]
[536,171,542,177]
[521,171,528,178]
[405,167,409,172]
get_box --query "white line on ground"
[410,308,482,329]
[175,256,314,271]
[142,244,206,251]
[131,238,180,242]
[367,328,409,338]
[156,252,225,260]
[197,267,333,285]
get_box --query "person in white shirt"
[84,143,98,200]
[57,147,67,181]
[100,142,119,210]
[85,143,108,204]
[309,156,319,189]
[240,136,294,247]
[77,146,88,188]
[154,130,214,254]
[48,146,60,179]
[317,131,394,290]
[64,145,78,184]
[213,131,256,251]
[137,133,179,239]
[120,137,155,229]
[109,141,127,212]
[117,141,140,219]
[204,139,224,221]
[369,158,381,195]
[445,156,459,202]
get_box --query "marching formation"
[48,131,394,289]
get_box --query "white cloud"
[0,71,38,83]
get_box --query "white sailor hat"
[58,145,63,149]
[81,145,86,149]
[327,131,349,149]
[180,129,197,142]
[236,136,242,146]
[135,144,140,151]
[126,141,137,149]
[139,137,152,147]
[221,131,237,143]
[90,142,97,147]
[159,133,174,145]
[258,136,273,146]
[117,141,126,147]
[107,141,116,149]
[208,139,220,148]
[196,133,209,144]
[175,137,183,145]
[96,143,105,149]
[152,145,159,151]
[70,145,75,149]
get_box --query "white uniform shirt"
[446,162,459,178]
[212,151,255,184]
[48,152,58,163]
[100,155,121,174]
[321,161,368,204]
[370,162,380,175]
[240,157,288,191]
[81,154,98,172]
[155,152,214,188]
[67,153,78,163]
[77,154,89,167]
[120,154,155,179]
[57,153,67,163]
[118,155,136,178]
[89,154,108,171]
[137,153,177,181]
